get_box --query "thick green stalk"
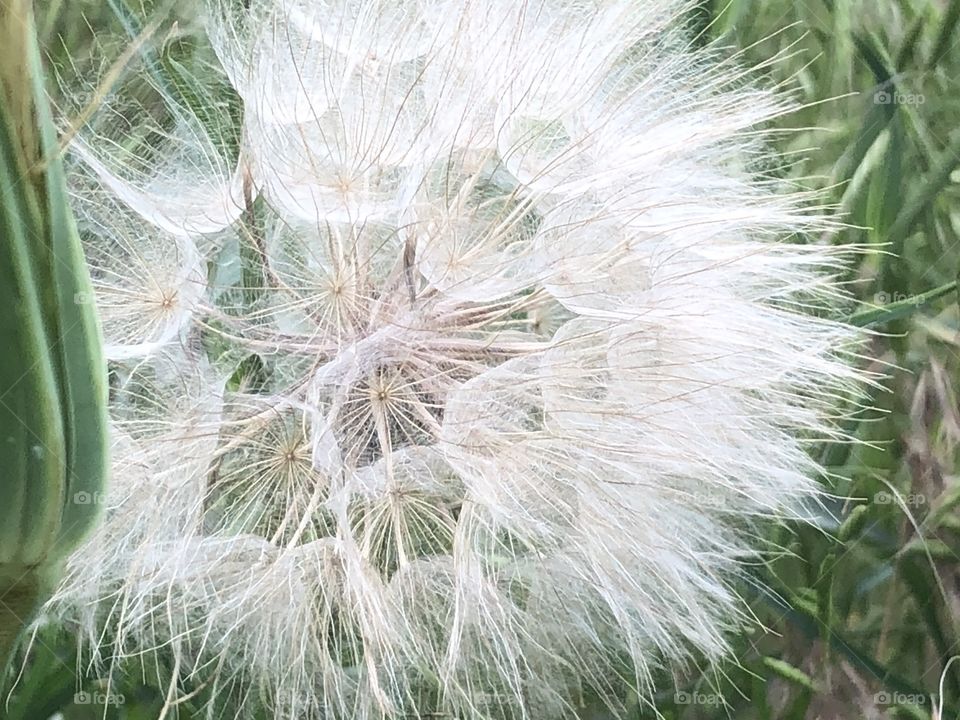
[0,0,109,670]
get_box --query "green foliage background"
[8,0,960,717]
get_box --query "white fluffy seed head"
[48,1,867,718]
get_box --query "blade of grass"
[928,0,960,69]
[847,279,958,326]
[886,130,960,248]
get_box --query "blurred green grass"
[9,0,960,718]
[664,2,960,719]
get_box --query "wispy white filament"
[47,1,866,718]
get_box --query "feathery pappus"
[46,1,865,717]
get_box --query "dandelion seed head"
[47,0,868,717]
